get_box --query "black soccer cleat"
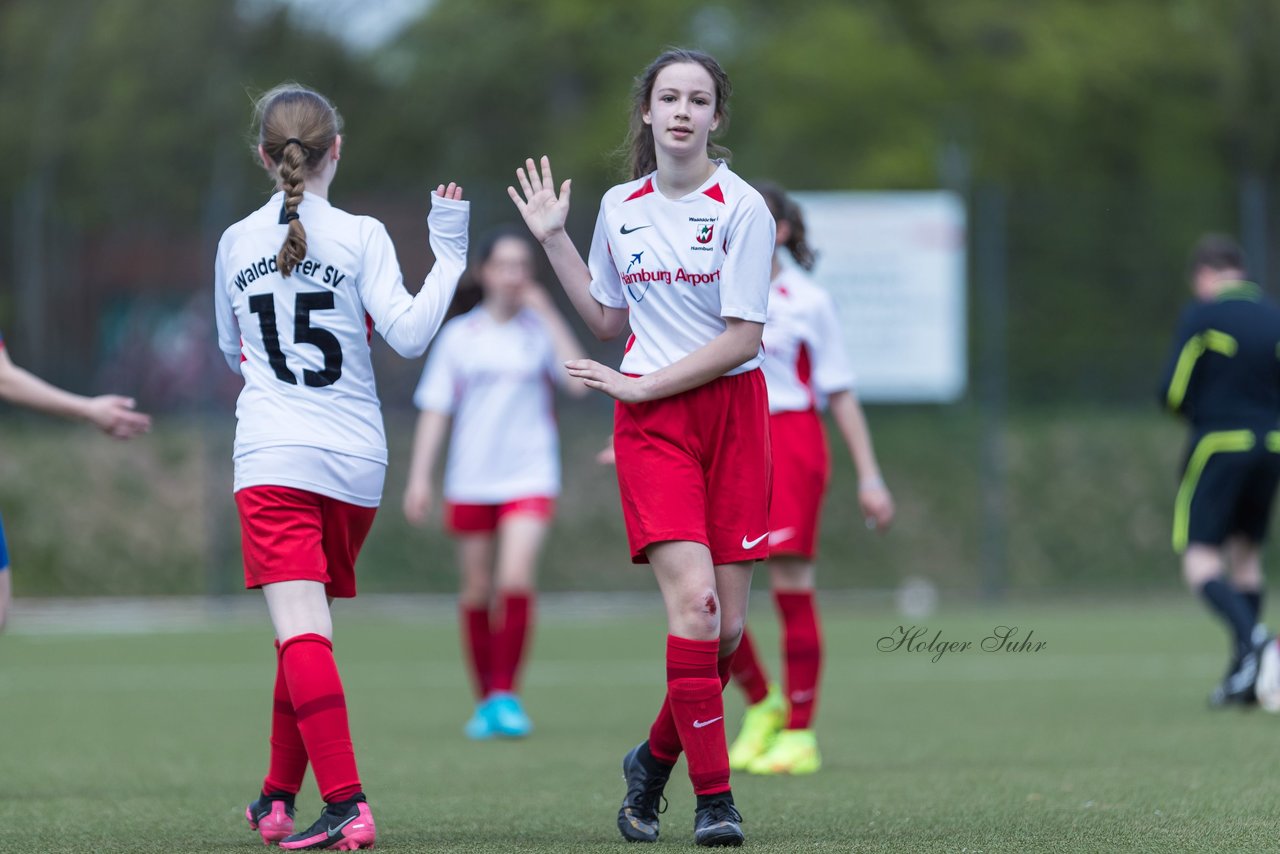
[618,741,671,843]
[1209,644,1262,708]
[694,796,745,847]
[279,792,376,851]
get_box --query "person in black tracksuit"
[1158,234,1280,706]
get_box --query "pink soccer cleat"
[279,793,376,850]
[246,792,296,845]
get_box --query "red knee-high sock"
[263,640,308,796]
[664,635,730,795]
[461,604,492,700]
[489,591,532,694]
[718,649,735,688]
[648,643,736,765]
[729,628,770,705]
[279,633,361,803]
[775,591,822,730]
[648,696,682,765]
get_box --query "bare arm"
[508,156,628,340]
[828,388,894,529]
[523,284,590,398]
[565,318,763,404]
[402,409,451,526]
[0,349,150,439]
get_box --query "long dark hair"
[755,182,816,271]
[443,224,536,321]
[623,48,732,180]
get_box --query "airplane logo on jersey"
[625,252,649,302]
[695,224,714,244]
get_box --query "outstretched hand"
[434,182,464,201]
[507,156,571,244]
[564,359,649,403]
[86,395,151,440]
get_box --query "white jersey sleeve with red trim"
[761,271,856,413]
[807,285,856,396]
[718,188,773,324]
[586,163,773,376]
[587,203,627,310]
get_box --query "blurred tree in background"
[3,0,1279,405]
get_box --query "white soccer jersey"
[761,270,856,413]
[413,306,563,503]
[587,162,774,376]
[215,190,469,505]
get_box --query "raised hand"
[85,395,151,440]
[507,156,571,244]
[434,182,464,201]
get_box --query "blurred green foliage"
[3,0,1278,402]
[0,405,1197,597]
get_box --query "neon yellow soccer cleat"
[727,684,785,770]
[745,728,821,775]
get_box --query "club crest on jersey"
[695,224,714,244]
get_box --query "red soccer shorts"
[613,369,771,565]
[767,409,831,560]
[444,496,557,535]
[235,485,377,599]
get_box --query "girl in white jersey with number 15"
[508,48,774,848]
[214,83,468,851]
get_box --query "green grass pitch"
[2,597,1279,853]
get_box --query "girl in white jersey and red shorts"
[726,183,895,776]
[214,83,468,851]
[403,225,587,740]
[508,48,773,848]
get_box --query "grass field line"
[7,590,914,635]
[0,651,1230,696]
[7,591,670,635]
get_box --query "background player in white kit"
[214,83,468,851]
[403,225,588,740]
[0,332,150,633]
[508,48,774,847]
[725,183,895,776]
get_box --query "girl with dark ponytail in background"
[725,183,894,776]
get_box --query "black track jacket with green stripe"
[1158,282,1280,437]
